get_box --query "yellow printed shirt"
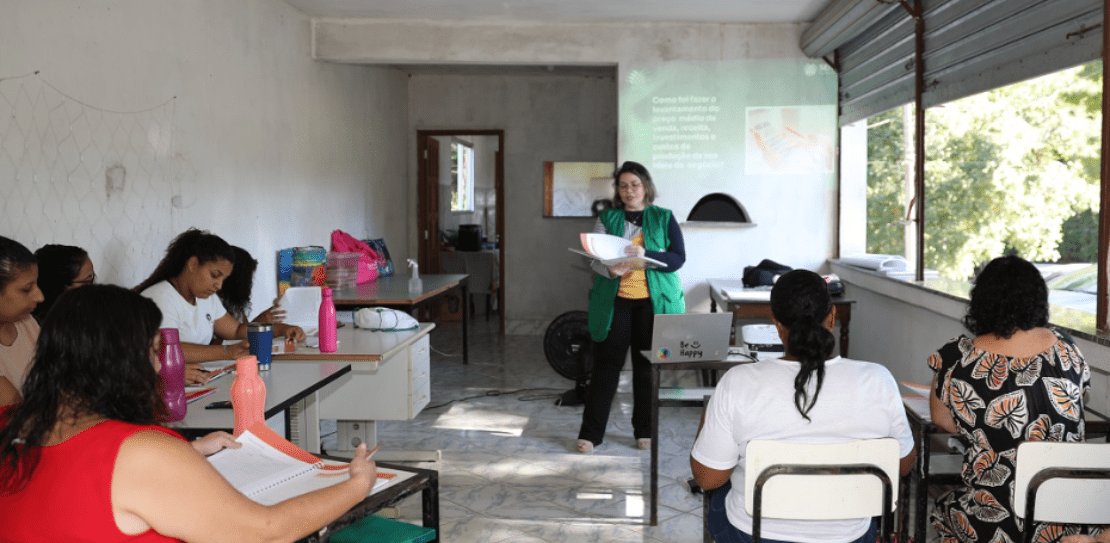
[617,233,649,299]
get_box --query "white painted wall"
[1,0,409,316]
[834,263,1110,416]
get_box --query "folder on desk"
[721,288,771,302]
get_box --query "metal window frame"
[816,0,1110,331]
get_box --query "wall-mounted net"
[0,72,180,288]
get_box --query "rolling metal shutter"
[805,0,1104,125]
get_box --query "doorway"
[417,129,505,334]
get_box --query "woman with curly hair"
[217,246,283,325]
[0,285,375,542]
[929,255,1098,543]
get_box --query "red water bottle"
[157,328,187,422]
[231,355,266,436]
[319,287,337,353]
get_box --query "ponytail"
[770,270,836,421]
[787,315,835,420]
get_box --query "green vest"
[587,206,685,342]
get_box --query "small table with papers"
[708,278,856,357]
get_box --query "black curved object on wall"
[686,193,752,223]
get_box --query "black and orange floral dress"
[929,330,1094,543]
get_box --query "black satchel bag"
[742,259,793,287]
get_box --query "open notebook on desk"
[900,380,932,421]
[207,420,408,506]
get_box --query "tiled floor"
[330,318,940,543]
[327,317,706,542]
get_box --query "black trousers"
[578,296,655,446]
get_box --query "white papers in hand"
[571,233,665,268]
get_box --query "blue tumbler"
[247,323,273,371]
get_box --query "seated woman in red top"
[0,284,375,542]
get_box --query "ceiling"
[283,0,831,25]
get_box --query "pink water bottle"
[157,328,187,422]
[318,287,338,353]
[231,355,267,436]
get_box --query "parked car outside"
[1043,264,1096,314]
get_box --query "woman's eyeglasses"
[72,273,97,286]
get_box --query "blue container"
[247,323,273,370]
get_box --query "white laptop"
[650,313,734,363]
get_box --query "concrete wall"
[314,19,807,65]
[1,0,409,314]
[410,74,617,330]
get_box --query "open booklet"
[899,380,932,421]
[207,420,405,506]
[570,233,666,269]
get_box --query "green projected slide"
[619,59,838,218]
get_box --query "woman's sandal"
[577,439,595,454]
[637,438,651,450]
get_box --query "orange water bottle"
[231,355,266,436]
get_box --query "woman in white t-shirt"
[691,270,916,543]
[135,229,304,384]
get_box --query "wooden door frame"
[417,129,506,335]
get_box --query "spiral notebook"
[207,421,399,505]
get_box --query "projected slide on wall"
[619,59,837,219]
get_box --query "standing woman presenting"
[577,161,685,453]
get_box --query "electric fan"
[543,310,594,406]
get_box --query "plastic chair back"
[1014,441,1110,542]
[744,438,900,543]
[744,438,901,519]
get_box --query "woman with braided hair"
[691,269,916,543]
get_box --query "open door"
[416,129,505,334]
[417,134,441,274]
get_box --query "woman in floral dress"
[929,255,1097,543]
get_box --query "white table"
[273,323,437,461]
[172,361,351,452]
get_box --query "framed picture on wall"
[543,161,615,218]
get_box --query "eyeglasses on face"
[71,273,97,286]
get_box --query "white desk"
[273,323,437,461]
[172,361,351,452]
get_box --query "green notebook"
[330,515,436,543]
